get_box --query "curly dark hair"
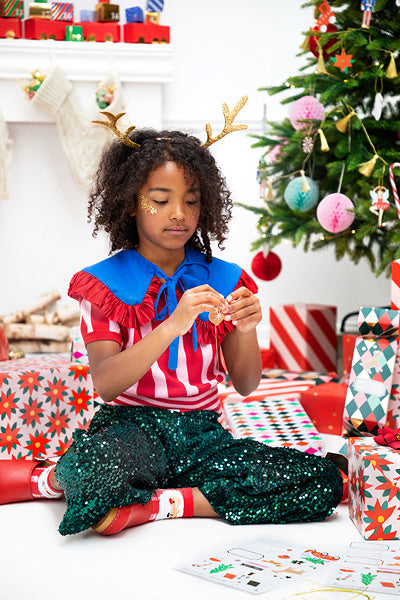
[88,128,233,262]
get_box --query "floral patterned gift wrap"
[0,354,100,460]
[348,437,400,540]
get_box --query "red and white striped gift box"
[391,260,400,311]
[270,303,337,373]
[50,2,73,21]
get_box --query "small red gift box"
[123,22,170,43]
[24,17,66,39]
[75,20,120,41]
[299,382,347,435]
[0,16,21,37]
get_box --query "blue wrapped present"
[125,6,143,23]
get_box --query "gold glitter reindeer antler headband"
[92,111,140,148]
[201,95,248,148]
[92,96,248,149]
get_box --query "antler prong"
[92,111,140,149]
[202,95,248,148]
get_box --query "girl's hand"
[168,285,227,336]
[224,286,262,333]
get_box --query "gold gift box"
[95,3,119,22]
[29,2,51,18]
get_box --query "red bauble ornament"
[309,23,338,59]
[251,251,282,281]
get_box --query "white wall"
[0,0,390,346]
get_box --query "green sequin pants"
[55,405,343,535]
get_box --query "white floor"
[1,436,398,600]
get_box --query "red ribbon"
[374,426,400,449]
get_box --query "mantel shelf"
[0,39,174,123]
[0,38,174,81]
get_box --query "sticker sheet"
[223,396,325,455]
[178,538,341,594]
[327,541,400,594]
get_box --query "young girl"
[0,107,343,535]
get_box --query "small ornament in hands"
[209,308,224,326]
[316,193,355,233]
[19,70,46,100]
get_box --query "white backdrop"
[0,0,390,346]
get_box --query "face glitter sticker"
[139,194,158,214]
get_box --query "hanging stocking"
[30,64,113,192]
[0,106,12,200]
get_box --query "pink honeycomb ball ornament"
[316,193,355,233]
[289,96,325,131]
[284,176,319,212]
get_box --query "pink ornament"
[289,96,325,131]
[316,193,355,233]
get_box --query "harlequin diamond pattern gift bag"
[343,307,400,437]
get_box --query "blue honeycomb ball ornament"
[284,176,319,212]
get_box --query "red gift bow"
[374,426,400,450]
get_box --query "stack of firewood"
[0,290,80,355]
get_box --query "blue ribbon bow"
[152,261,210,371]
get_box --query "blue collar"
[83,248,242,371]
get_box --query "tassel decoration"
[300,169,310,192]
[266,178,275,201]
[300,32,310,51]
[336,110,355,133]
[317,48,328,74]
[318,128,330,151]
[358,154,379,177]
[386,53,398,79]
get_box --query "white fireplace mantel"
[0,39,174,125]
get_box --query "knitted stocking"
[31,65,126,192]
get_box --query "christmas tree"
[240,0,400,277]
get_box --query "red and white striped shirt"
[80,298,226,412]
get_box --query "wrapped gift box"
[223,395,325,455]
[24,17,66,39]
[51,2,73,21]
[219,378,320,417]
[270,303,337,373]
[392,260,400,311]
[299,382,348,435]
[95,2,119,21]
[0,0,23,18]
[123,22,169,43]
[75,20,120,41]
[348,437,400,540]
[389,260,400,429]
[261,369,338,385]
[343,307,399,437]
[342,333,357,378]
[0,15,21,36]
[126,6,143,23]
[0,354,100,460]
[28,2,51,18]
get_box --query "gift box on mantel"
[348,437,400,540]
[0,354,100,460]
[269,303,337,373]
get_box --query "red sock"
[94,488,194,536]
[30,465,63,499]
